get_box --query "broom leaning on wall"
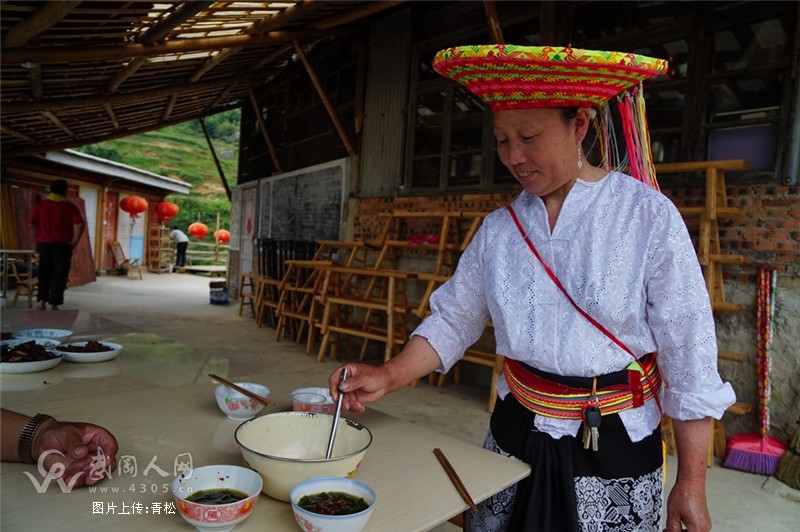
[723,268,787,475]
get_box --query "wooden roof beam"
[0,125,36,144]
[1,1,81,48]
[246,80,282,174]
[209,80,238,110]
[137,1,215,44]
[312,1,405,30]
[1,75,256,113]
[1,29,331,64]
[42,111,74,137]
[162,94,178,121]
[103,103,120,129]
[188,48,239,83]
[106,57,147,93]
[483,1,505,45]
[104,3,214,93]
[292,41,356,157]
[248,43,294,72]
[26,63,43,101]
[247,0,327,34]
[2,103,241,159]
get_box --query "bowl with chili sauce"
[290,476,376,532]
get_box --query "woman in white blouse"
[329,45,735,532]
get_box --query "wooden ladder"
[656,159,753,466]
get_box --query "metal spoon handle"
[326,368,348,459]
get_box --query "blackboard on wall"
[258,158,347,241]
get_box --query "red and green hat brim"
[433,44,669,111]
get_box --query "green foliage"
[74,109,240,231]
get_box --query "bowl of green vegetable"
[171,464,262,532]
[290,477,377,532]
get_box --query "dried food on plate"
[57,340,115,353]
[55,342,123,363]
[1,341,60,363]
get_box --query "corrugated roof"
[45,149,192,194]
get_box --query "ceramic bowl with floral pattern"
[171,464,262,532]
[214,382,270,421]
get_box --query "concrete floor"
[4,272,798,531]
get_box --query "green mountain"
[74,110,239,231]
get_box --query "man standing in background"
[170,226,189,268]
[29,179,85,310]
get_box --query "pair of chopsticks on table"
[208,374,276,406]
[434,447,478,512]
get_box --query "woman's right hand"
[328,363,391,413]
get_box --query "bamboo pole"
[292,41,356,157]
[246,80,283,174]
[1,30,328,64]
[199,117,232,201]
[483,1,505,44]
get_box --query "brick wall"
[356,185,800,279]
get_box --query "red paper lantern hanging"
[119,195,148,222]
[213,229,230,244]
[188,222,209,239]
[156,201,180,224]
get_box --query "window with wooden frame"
[405,47,517,192]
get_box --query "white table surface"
[0,312,529,532]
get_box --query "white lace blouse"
[413,172,736,442]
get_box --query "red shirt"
[29,198,84,243]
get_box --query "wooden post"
[246,80,283,174]
[483,1,505,44]
[215,212,221,265]
[292,41,357,157]
[198,117,232,201]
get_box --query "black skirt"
[476,363,664,532]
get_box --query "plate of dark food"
[54,341,123,363]
[1,340,63,373]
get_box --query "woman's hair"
[560,107,579,123]
[560,106,601,165]
[49,179,68,195]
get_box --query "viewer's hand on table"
[329,363,391,413]
[34,419,119,487]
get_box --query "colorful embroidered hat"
[432,44,669,189]
[432,44,668,111]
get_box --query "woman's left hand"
[664,478,710,532]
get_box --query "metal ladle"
[325,367,348,459]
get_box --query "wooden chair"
[274,260,333,345]
[237,272,260,317]
[254,275,282,328]
[316,266,416,363]
[109,241,143,280]
[8,260,38,308]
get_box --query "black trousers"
[36,242,73,306]
[175,242,188,266]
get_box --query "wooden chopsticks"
[433,447,478,512]
[208,374,276,406]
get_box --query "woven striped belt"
[504,354,662,420]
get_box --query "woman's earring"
[577,146,583,170]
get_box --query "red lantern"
[188,222,209,239]
[156,201,179,224]
[119,195,147,222]
[214,229,230,244]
